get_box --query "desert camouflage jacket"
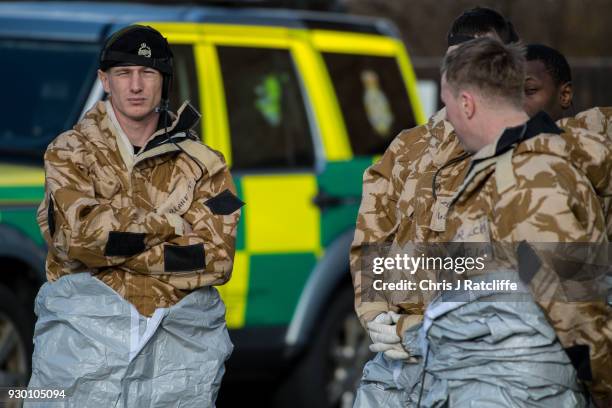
[412,110,612,245]
[559,106,612,138]
[352,109,612,400]
[37,100,243,316]
[350,109,462,326]
[352,107,612,327]
[559,106,612,237]
[425,112,612,402]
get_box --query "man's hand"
[370,342,412,361]
[367,312,412,361]
[367,312,397,343]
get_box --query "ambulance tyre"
[0,284,32,391]
[276,285,371,408]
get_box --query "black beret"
[99,25,173,75]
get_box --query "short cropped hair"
[526,44,572,85]
[448,7,519,46]
[441,37,526,107]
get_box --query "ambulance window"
[0,39,97,157]
[322,53,416,156]
[168,44,199,114]
[216,46,315,170]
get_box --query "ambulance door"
[197,25,322,330]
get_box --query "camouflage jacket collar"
[103,99,200,144]
[471,111,562,164]
[427,108,462,168]
[449,112,563,209]
[100,100,201,169]
[142,101,201,153]
[428,108,455,142]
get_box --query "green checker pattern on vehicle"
[245,252,315,326]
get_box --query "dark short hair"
[447,7,519,46]
[442,37,526,107]
[526,44,572,85]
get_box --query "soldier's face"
[523,60,572,121]
[98,66,163,122]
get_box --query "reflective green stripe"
[245,253,315,325]
[318,158,372,246]
[0,186,44,202]
[0,207,44,246]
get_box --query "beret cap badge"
[138,43,152,58]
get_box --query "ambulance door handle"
[313,189,360,210]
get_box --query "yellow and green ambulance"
[0,2,424,406]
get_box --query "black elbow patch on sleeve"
[204,189,244,215]
[564,344,592,381]
[164,243,205,272]
[48,196,56,237]
[517,241,541,285]
[104,232,146,257]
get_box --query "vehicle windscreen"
[322,52,417,156]
[0,39,98,157]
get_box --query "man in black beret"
[28,25,243,407]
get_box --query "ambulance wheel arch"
[276,285,368,407]
[0,283,32,390]
[284,229,354,349]
[0,224,47,284]
[278,229,371,407]
[0,226,46,315]
[0,224,44,390]
[0,224,46,390]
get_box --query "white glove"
[367,312,398,344]
[370,342,412,360]
[367,312,411,360]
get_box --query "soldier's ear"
[460,91,476,119]
[559,82,573,110]
[98,69,111,94]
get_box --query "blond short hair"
[441,37,526,107]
